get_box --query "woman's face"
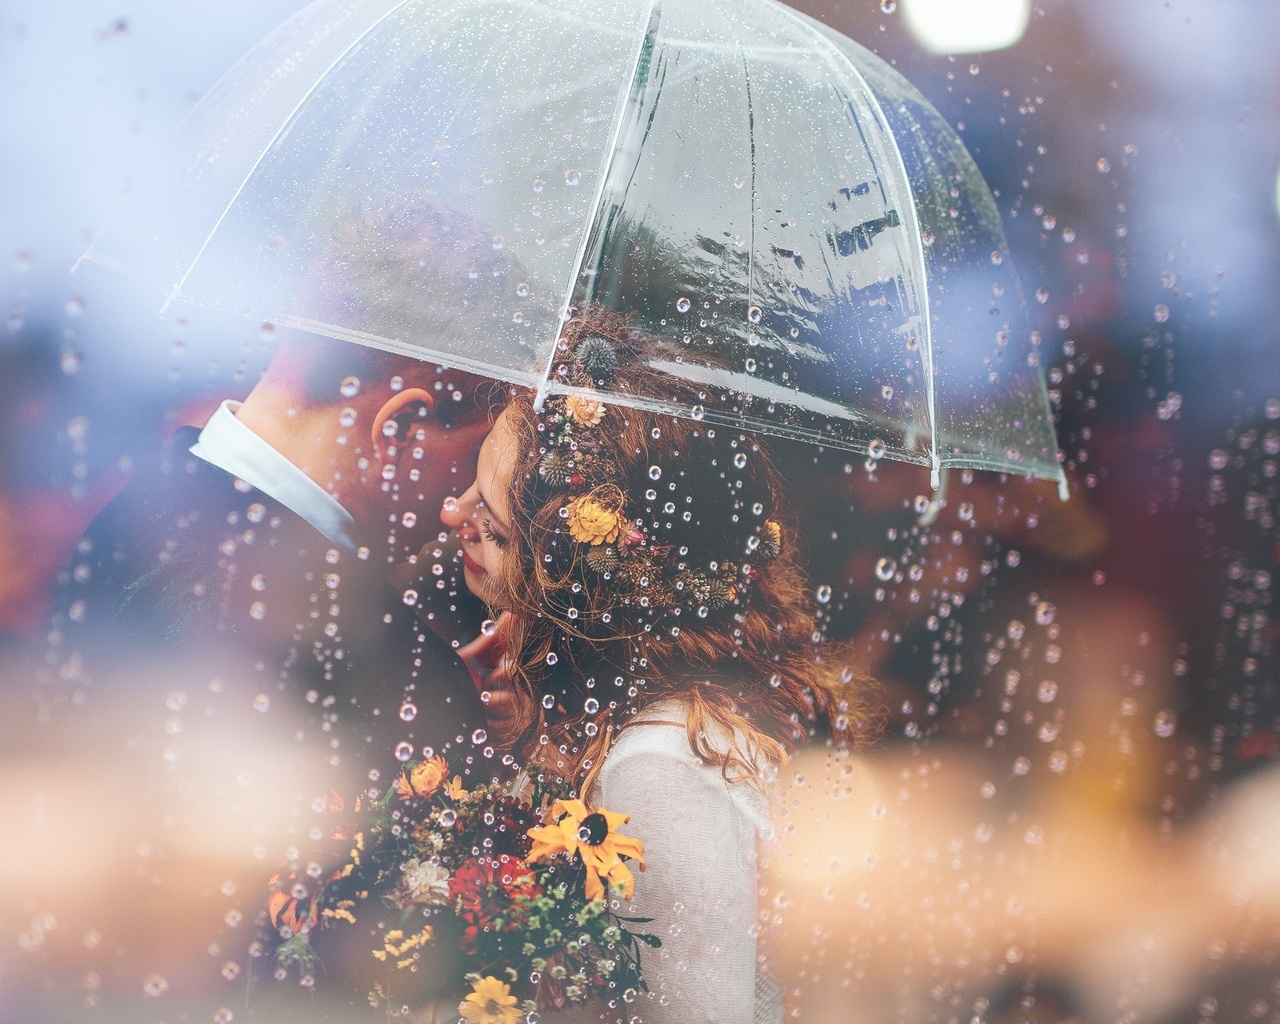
[441,409,518,608]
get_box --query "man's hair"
[269,329,497,429]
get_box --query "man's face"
[368,404,492,557]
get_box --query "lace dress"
[551,700,783,1024]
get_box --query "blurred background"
[1,0,1277,1022]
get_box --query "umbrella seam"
[534,0,662,414]
[161,0,423,314]
[769,2,941,488]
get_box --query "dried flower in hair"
[758,520,783,560]
[539,449,572,487]
[565,496,623,546]
[565,394,606,427]
[574,335,617,386]
[585,545,620,574]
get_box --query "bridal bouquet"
[267,757,657,1021]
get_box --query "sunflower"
[526,799,645,901]
[459,976,523,1024]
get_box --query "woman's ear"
[371,387,435,463]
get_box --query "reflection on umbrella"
[82,0,1064,494]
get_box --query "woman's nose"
[442,487,478,532]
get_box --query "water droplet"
[1096,157,1111,173]
[394,742,413,761]
[402,589,419,606]
[480,618,497,636]
[1012,756,1031,776]
[401,511,417,529]
[399,703,417,722]
[815,584,832,604]
[490,234,506,251]
[1153,304,1170,323]
[1037,680,1058,702]
[691,404,705,421]
[564,168,581,186]
[880,0,896,11]
[472,728,487,744]
[648,465,662,481]
[339,376,360,398]
[867,438,886,460]
[1034,601,1056,625]
[875,558,894,581]
[733,175,746,189]
[733,452,747,469]
[439,809,457,827]
[676,296,691,313]
[747,305,762,324]
[584,697,599,714]
[142,974,168,997]
[546,651,559,666]
[1153,709,1177,737]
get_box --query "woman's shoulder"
[598,698,772,829]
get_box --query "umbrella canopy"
[85,0,1064,494]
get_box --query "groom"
[51,328,497,778]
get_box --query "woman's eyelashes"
[480,519,508,548]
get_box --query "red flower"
[448,854,541,954]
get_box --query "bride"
[440,308,877,1023]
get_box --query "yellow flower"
[526,799,645,902]
[459,976,523,1024]
[445,775,468,800]
[565,393,606,427]
[565,496,622,546]
[394,754,449,800]
[372,926,433,967]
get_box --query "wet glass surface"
[0,0,1278,1022]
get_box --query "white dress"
[553,700,783,1024]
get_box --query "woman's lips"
[461,548,486,577]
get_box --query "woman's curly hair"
[489,307,881,794]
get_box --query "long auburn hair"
[490,308,880,795]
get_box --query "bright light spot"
[902,0,1031,54]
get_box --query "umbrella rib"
[161,0,421,314]
[742,49,757,328]
[772,4,940,488]
[534,0,662,413]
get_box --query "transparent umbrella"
[83,0,1064,494]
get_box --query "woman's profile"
[440,308,879,1023]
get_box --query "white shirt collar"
[188,400,358,551]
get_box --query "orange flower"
[526,798,645,901]
[267,890,316,935]
[394,754,449,800]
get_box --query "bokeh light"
[900,0,1031,54]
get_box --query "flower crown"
[532,333,782,614]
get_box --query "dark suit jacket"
[51,426,486,779]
